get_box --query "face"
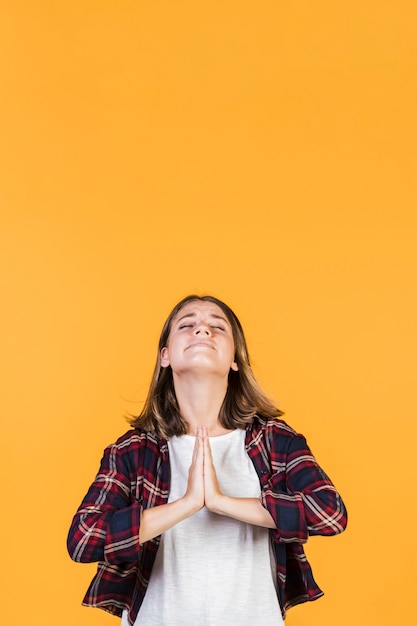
[160,300,239,377]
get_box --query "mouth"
[186,341,214,350]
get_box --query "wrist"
[205,492,226,515]
[181,494,203,517]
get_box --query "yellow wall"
[1,2,416,624]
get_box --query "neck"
[172,373,231,435]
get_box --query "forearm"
[262,434,348,541]
[68,500,145,564]
[208,495,276,529]
[139,496,201,544]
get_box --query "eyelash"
[178,324,225,331]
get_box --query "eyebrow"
[175,312,229,325]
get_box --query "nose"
[194,323,211,336]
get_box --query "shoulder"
[108,428,166,449]
[251,415,301,440]
[101,429,168,466]
[96,429,169,479]
[249,415,309,457]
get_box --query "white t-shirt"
[122,429,284,626]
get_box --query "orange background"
[1,2,416,625]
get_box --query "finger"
[191,428,200,464]
[203,430,213,463]
[193,427,204,467]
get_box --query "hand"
[183,426,205,513]
[201,426,224,513]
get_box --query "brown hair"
[129,295,283,438]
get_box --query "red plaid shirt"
[67,416,347,624]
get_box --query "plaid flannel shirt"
[67,416,347,624]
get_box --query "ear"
[160,347,170,368]
[230,360,239,372]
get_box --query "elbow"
[338,499,348,533]
[307,493,348,537]
[67,527,87,563]
[66,524,104,563]
[67,537,102,563]
[332,493,348,534]
[66,533,81,562]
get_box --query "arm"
[260,427,348,543]
[206,494,276,528]
[67,436,145,564]
[203,424,347,540]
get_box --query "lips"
[186,341,214,350]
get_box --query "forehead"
[172,300,230,324]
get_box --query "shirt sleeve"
[260,430,348,544]
[67,442,143,565]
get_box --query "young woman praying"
[67,295,347,625]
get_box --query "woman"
[67,295,347,625]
